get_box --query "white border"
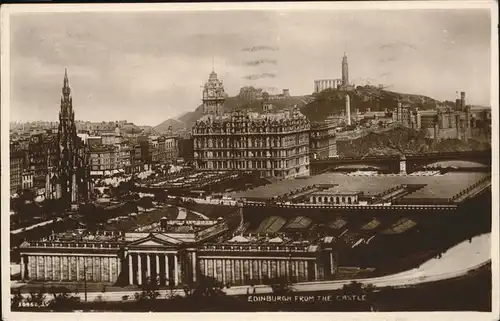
[1,1,498,321]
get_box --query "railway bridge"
[310,150,491,175]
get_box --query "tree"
[184,275,226,298]
[27,287,47,308]
[265,276,292,295]
[165,277,179,299]
[11,289,25,310]
[363,283,379,311]
[342,280,363,294]
[47,286,81,311]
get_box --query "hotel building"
[193,70,311,179]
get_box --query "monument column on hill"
[345,94,351,126]
[342,53,349,86]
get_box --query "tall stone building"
[193,70,310,179]
[54,69,91,209]
[202,69,226,116]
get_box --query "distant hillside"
[301,86,439,122]
[154,95,309,134]
[154,86,442,133]
[337,126,491,158]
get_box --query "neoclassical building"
[18,217,337,286]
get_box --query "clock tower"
[202,69,226,116]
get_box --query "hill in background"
[154,95,309,134]
[301,86,439,123]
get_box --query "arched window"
[347,197,352,204]
[341,197,345,203]
[336,197,340,204]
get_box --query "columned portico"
[125,252,180,286]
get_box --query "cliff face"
[337,126,491,158]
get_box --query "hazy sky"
[10,9,491,126]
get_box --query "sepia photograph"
[1,2,498,320]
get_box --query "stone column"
[222,260,226,284]
[137,254,142,285]
[267,260,271,279]
[35,256,40,280]
[27,256,32,279]
[155,254,160,282]
[20,255,25,281]
[76,257,80,281]
[204,258,208,277]
[239,260,244,283]
[295,261,299,281]
[52,256,55,280]
[91,257,95,281]
[314,262,318,281]
[100,257,104,282]
[128,254,133,285]
[285,260,290,281]
[258,260,263,282]
[42,257,46,280]
[60,256,64,281]
[231,260,235,284]
[117,257,121,278]
[109,257,113,282]
[304,261,309,281]
[249,260,253,281]
[330,252,334,275]
[174,254,179,285]
[68,257,72,281]
[165,254,170,285]
[147,254,151,280]
[213,259,218,279]
[192,252,197,283]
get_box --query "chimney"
[460,91,466,111]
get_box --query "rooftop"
[232,172,489,203]
[196,108,309,125]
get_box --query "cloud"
[8,10,492,124]
[244,59,278,66]
[242,45,279,52]
[243,73,277,80]
[380,41,417,51]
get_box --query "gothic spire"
[62,67,71,97]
